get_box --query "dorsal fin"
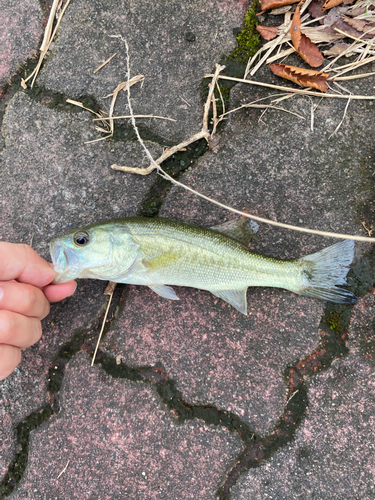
[210,219,259,246]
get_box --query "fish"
[50,217,358,315]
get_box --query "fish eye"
[73,231,90,246]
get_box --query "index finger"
[0,243,56,288]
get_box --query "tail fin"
[298,240,358,305]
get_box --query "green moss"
[228,2,261,64]
[326,311,344,331]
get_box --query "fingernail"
[68,282,77,297]
[0,287,3,302]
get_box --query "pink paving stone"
[230,293,375,499]
[0,0,42,86]
[0,279,108,480]
[10,352,242,500]
[103,284,321,434]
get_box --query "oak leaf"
[261,0,299,12]
[270,63,330,92]
[256,25,279,40]
[291,2,324,67]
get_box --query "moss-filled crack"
[216,252,375,499]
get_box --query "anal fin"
[210,288,248,315]
[149,284,180,300]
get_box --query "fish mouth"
[50,239,80,283]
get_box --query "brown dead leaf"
[323,42,353,57]
[345,17,375,34]
[323,17,374,38]
[270,63,330,91]
[322,0,343,11]
[291,2,325,67]
[256,25,279,40]
[261,0,299,12]
[308,0,325,20]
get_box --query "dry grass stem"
[330,54,375,78]
[91,282,117,366]
[93,53,117,74]
[220,93,290,118]
[85,75,144,144]
[328,95,352,139]
[267,47,296,64]
[112,62,224,175]
[246,22,292,77]
[206,74,375,100]
[24,0,72,88]
[93,114,176,122]
[40,0,59,52]
[57,460,70,479]
[111,41,375,242]
[332,71,375,81]
[66,99,110,134]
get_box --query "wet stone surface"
[103,285,321,435]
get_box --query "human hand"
[0,243,76,381]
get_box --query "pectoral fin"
[149,284,180,300]
[209,288,248,315]
[210,219,259,246]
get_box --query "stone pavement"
[0,0,374,498]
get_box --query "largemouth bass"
[50,217,358,314]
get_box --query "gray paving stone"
[38,0,248,141]
[0,0,42,86]
[0,91,160,256]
